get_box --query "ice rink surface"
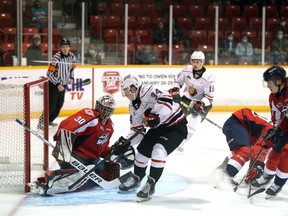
[1,112,288,216]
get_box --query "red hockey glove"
[112,136,131,155]
[143,108,160,128]
[245,161,264,183]
[191,100,204,115]
[168,87,181,103]
[262,127,282,147]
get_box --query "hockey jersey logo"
[97,133,109,146]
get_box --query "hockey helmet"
[191,51,205,63]
[120,74,142,96]
[263,65,286,83]
[60,37,71,46]
[95,95,115,121]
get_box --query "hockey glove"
[111,136,131,155]
[168,87,181,103]
[143,108,160,128]
[245,161,264,183]
[262,127,282,147]
[190,100,205,115]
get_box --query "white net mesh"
[0,78,48,192]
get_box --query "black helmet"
[263,65,286,83]
[60,37,70,46]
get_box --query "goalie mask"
[120,74,142,100]
[95,95,115,122]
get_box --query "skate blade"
[117,189,137,194]
[136,197,152,202]
[265,194,276,199]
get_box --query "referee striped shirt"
[47,51,76,85]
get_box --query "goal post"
[0,77,49,193]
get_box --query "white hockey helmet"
[120,74,142,97]
[191,51,205,63]
[95,95,115,121]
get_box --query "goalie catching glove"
[111,136,131,155]
[143,108,160,128]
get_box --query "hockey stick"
[247,188,265,198]
[180,101,223,129]
[16,118,145,190]
[233,115,285,193]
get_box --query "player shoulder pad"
[182,64,193,72]
[201,69,216,83]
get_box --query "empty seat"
[104,16,122,29]
[215,17,230,31]
[90,15,105,37]
[188,30,207,49]
[109,3,124,16]
[231,17,247,32]
[23,27,39,43]
[0,13,14,27]
[267,18,280,32]
[143,4,161,17]
[136,16,152,29]
[249,18,263,32]
[207,30,224,46]
[265,5,277,19]
[280,5,288,17]
[189,5,205,20]
[128,3,143,16]
[177,17,192,30]
[134,29,152,44]
[173,4,187,17]
[194,17,211,31]
[119,29,135,44]
[225,5,241,17]
[42,28,61,44]
[243,5,259,19]
[207,5,223,19]
[121,16,137,30]
[2,27,16,43]
[103,28,119,43]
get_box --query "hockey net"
[0,78,49,193]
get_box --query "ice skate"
[27,181,46,195]
[118,173,141,193]
[177,143,185,152]
[136,176,156,202]
[265,183,282,199]
[213,168,235,190]
[251,174,273,188]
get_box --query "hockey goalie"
[28,95,135,196]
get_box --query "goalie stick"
[233,114,285,193]
[68,127,145,190]
[15,118,145,190]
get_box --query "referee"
[46,37,76,127]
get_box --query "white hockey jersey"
[126,84,186,145]
[172,64,216,106]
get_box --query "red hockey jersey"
[53,108,114,160]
